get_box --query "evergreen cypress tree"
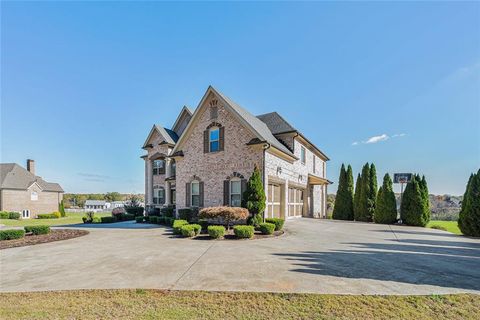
[243,165,266,225]
[59,200,66,217]
[458,169,480,237]
[353,173,362,220]
[368,163,377,221]
[400,175,430,226]
[346,165,354,220]
[374,173,397,224]
[356,163,371,222]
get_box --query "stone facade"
[142,86,330,220]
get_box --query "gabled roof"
[0,163,64,192]
[172,86,295,158]
[142,125,179,148]
[257,112,296,134]
[172,106,194,134]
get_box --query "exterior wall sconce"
[277,167,282,175]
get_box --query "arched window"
[204,122,224,153]
[209,127,220,152]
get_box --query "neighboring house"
[0,160,64,219]
[141,86,331,219]
[84,200,109,212]
[110,201,126,209]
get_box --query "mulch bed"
[191,229,285,240]
[0,229,89,250]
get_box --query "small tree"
[333,164,354,220]
[368,163,377,221]
[353,173,362,220]
[400,176,430,226]
[458,169,480,237]
[356,163,372,222]
[243,165,266,225]
[374,174,397,224]
[59,200,66,217]
[199,206,249,230]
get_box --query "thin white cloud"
[352,133,407,146]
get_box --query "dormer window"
[209,127,220,152]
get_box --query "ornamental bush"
[199,206,249,229]
[59,200,66,217]
[112,207,126,220]
[207,225,225,239]
[265,218,285,231]
[92,216,101,223]
[37,213,59,219]
[101,216,117,223]
[247,213,263,228]
[374,174,398,224]
[165,217,174,226]
[233,225,255,239]
[135,216,144,223]
[173,220,189,234]
[149,216,159,224]
[400,175,430,227]
[0,229,25,240]
[458,169,480,237]
[9,212,20,220]
[24,225,50,235]
[123,214,135,221]
[181,224,202,237]
[125,206,144,217]
[332,164,354,220]
[160,206,175,217]
[259,222,275,235]
[0,211,9,219]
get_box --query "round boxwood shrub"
[265,218,285,231]
[173,220,189,234]
[233,225,255,239]
[181,224,201,237]
[207,225,225,239]
[24,225,50,235]
[0,229,25,240]
[135,216,144,223]
[258,222,275,235]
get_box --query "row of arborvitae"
[458,169,480,237]
[333,163,431,226]
[0,225,50,241]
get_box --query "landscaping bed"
[192,229,284,240]
[0,229,89,250]
[0,289,478,320]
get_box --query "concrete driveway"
[1,219,479,294]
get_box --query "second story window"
[153,159,165,175]
[209,127,220,152]
[191,181,200,207]
[313,156,316,173]
[301,146,306,165]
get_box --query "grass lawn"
[427,220,462,235]
[0,290,478,320]
[0,212,111,227]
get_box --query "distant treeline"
[63,193,145,208]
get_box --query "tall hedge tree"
[243,165,266,224]
[333,164,354,220]
[355,163,372,222]
[458,169,480,237]
[374,174,397,224]
[400,175,430,226]
[353,173,362,219]
[368,163,378,221]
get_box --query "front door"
[267,183,282,218]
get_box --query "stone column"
[146,159,153,205]
[165,181,171,205]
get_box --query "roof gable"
[172,106,193,136]
[142,125,179,148]
[0,163,64,192]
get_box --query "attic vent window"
[210,106,218,119]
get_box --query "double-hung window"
[153,160,165,175]
[230,179,242,207]
[153,186,165,205]
[300,146,306,165]
[209,127,220,152]
[191,181,200,207]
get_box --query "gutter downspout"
[262,142,271,223]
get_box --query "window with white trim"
[153,186,165,205]
[31,191,38,201]
[209,127,220,152]
[22,209,30,219]
[301,146,306,165]
[191,181,200,207]
[230,179,242,207]
[153,160,165,175]
[313,156,316,174]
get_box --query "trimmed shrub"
[247,213,263,228]
[149,216,159,224]
[59,200,66,217]
[101,216,117,223]
[265,218,284,231]
[112,207,126,220]
[233,225,255,239]
[135,216,144,223]
[83,211,95,223]
[178,208,194,222]
[173,220,189,234]
[124,214,135,221]
[158,216,166,224]
[208,225,225,239]
[82,216,88,223]
[0,211,10,219]
[259,223,275,235]
[125,206,144,217]
[37,213,58,219]
[458,169,480,237]
[92,216,101,223]
[199,206,249,229]
[165,217,174,226]
[24,225,50,235]
[0,229,25,240]
[52,211,62,219]
[199,219,209,231]
[161,206,175,218]
[181,224,202,237]
[9,212,20,220]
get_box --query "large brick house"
[141,86,331,219]
[0,160,64,218]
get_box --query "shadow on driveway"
[57,221,165,230]
[273,237,480,291]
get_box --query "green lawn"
[427,220,462,235]
[0,212,111,227]
[0,290,478,320]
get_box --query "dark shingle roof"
[257,112,296,134]
[0,163,64,192]
[154,125,179,144]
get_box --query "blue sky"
[1,2,479,195]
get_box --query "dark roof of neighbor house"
[0,163,64,192]
[84,200,106,206]
[257,112,296,135]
